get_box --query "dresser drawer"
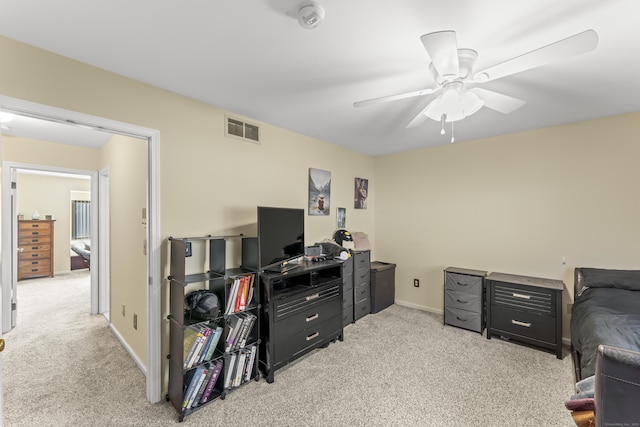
[354,298,370,320]
[18,221,52,232]
[18,259,52,277]
[445,273,483,295]
[274,281,340,321]
[445,289,482,313]
[275,297,341,338]
[490,282,555,316]
[19,235,52,246]
[354,281,370,304]
[490,305,556,343]
[342,306,353,325]
[274,315,341,364]
[343,272,353,293]
[354,269,370,288]
[342,288,353,307]
[445,306,482,332]
[342,257,353,275]
[353,251,370,271]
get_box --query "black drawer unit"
[259,261,343,383]
[486,272,563,359]
[352,250,371,321]
[341,256,354,326]
[443,267,487,333]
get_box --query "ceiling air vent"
[225,115,260,143]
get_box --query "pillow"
[351,231,370,251]
[581,268,640,291]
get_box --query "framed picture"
[354,177,368,209]
[336,207,346,228]
[308,168,331,216]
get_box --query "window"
[72,200,91,239]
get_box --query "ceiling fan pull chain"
[440,114,447,135]
[450,121,455,143]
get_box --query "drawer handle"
[31,246,38,250]
[512,293,531,300]
[31,239,39,243]
[455,316,468,322]
[31,254,39,257]
[31,232,40,235]
[31,224,39,228]
[306,313,319,322]
[305,293,320,301]
[31,268,38,272]
[511,320,531,328]
[455,299,469,304]
[456,282,468,286]
[306,332,319,341]
[31,261,38,265]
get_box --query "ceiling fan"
[354,29,598,136]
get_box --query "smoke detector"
[297,1,325,30]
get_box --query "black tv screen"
[257,206,305,269]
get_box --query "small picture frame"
[336,207,346,228]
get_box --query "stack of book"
[223,344,258,390]
[183,324,224,369]
[181,359,224,410]
[224,312,257,353]
[225,274,255,314]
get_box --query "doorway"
[0,95,162,406]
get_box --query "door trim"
[0,95,162,404]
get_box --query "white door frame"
[99,167,111,320]
[0,95,162,404]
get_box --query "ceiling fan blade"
[405,103,433,128]
[473,29,598,82]
[353,88,437,108]
[421,31,460,79]
[471,88,526,114]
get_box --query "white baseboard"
[394,299,572,346]
[110,323,147,376]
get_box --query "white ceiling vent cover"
[225,115,260,143]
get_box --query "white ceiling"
[1,1,639,156]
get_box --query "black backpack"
[185,290,220,321]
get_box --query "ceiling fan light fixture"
[297,1,325,30]
[460,90,484,116]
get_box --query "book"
[244,345,257,381]
[193,326,213,366]
[203,326,223,361]
[223,353,237,390]
[238,313,256,349]
[191,364,213,407]
[186,326,210,369]
[186,366,209,409]
[233,349,247,387]
[199,360,223,405]
[183,325,202,369]
[245,274,255,307]
[224,315,242,352]
[226,278,241,314]
[181,366,205,410]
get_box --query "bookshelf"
[167,235,261,422]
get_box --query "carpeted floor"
[3,271,576,426]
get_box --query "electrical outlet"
[414,278,420,287]
[122,305,125,316]
[133,313,138,330]
[566,303,573,314]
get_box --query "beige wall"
[101,134,148,361]
[0,35,376,383]
[15,171,91,273]
[374,112,640,339]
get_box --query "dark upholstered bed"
[570,268,640,381]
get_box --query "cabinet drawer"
[444,289,482,313]
[18,235,52,245]
[18,244,50,254]
[343,272,353,293]
[354,281,370,304]
[445,273,482,295]
[342,258,353,275]
[490,305,556,343]
[342,305,353,325]
[491,282,555,316]
[354,269,370,288]
[274,282,340,321]
[353,251,370,269]
[445,306,482,332]
[354,298,370,320]
[18,221,52,232]
[18,259,52,277]
[274,315,341,364]
[275,298,341,338]
[342,289,353,307]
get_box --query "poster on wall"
[308,168,331,216]
[337,207,346,228]
[354,177,368,209]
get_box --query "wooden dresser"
[18,220,55,280]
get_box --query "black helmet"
[334,229,353,246]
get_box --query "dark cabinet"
[370,261,396,313]
[352,250,371,321]
[443,267,487,333]
[260,261,343,383]
[486,272,563,359]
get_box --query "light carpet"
[3,271,575,426]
